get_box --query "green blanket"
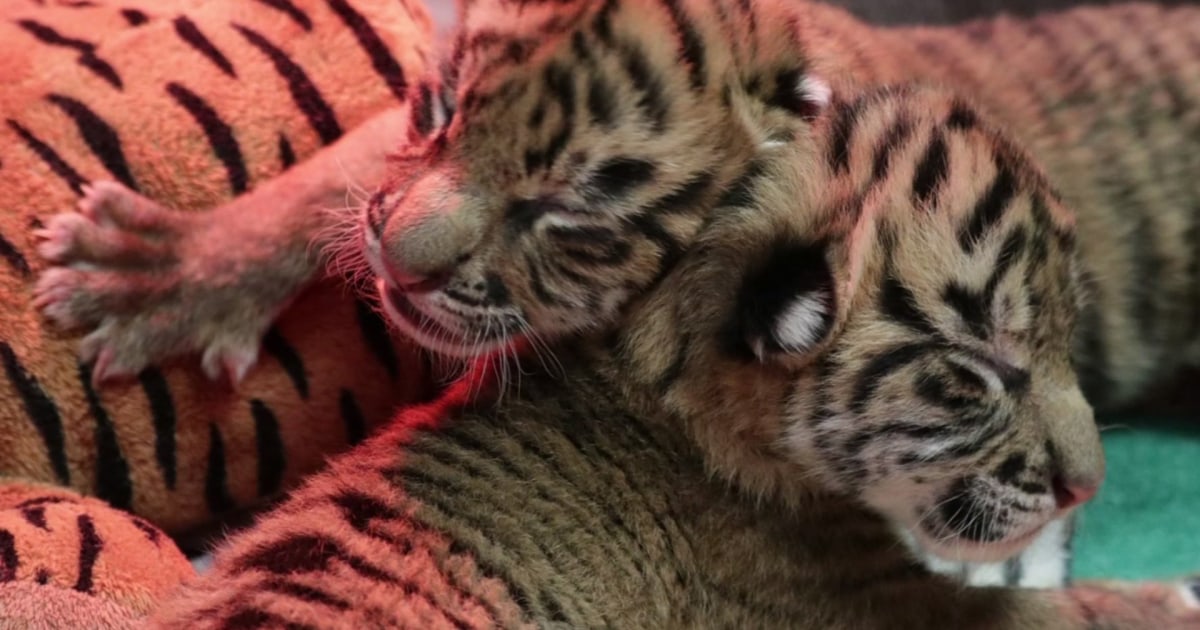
[1075,415,1200,580]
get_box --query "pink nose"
[1052,476,1099,510]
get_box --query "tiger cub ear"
[724,238,839,363]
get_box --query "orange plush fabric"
[0,479,195,629]
[0,0,434,535]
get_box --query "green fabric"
[1073,415,1200,580]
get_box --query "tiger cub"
[144,85,1199,630]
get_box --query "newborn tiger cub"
[146,84,1198,630]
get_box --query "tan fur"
[146,85,1200,629]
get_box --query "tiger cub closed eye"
[609,83,1102,568]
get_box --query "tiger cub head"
[612,84,1102,563]
[354,0,832,358]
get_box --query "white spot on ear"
[432,94,449,130]
[798,75,832,110]
[772,290,831,353]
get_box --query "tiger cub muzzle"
[363,170,526,358]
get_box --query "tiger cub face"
[354,0,830,357]
[623,85,1102,563]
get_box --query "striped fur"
[1,0,434,533]
[144,368,1199,629]
[144,85,1200,629]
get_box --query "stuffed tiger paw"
[0,480,195,630]
[32,180,281,386]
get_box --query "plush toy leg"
[0,479,195,629]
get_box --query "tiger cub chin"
[146,84,1198,630]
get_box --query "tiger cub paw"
[33,181,269,387]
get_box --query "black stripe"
[958,165,1017,252]
[233,24,343,145]
[252,0,313,31]
[173,16,236,78]
[6,119,89,195]
[128,516,161,544]
[20,506,48,530]
[354,299,398,379]
[73,515,102,592]
[45,93,138,190]
[946,100,978,130]
[234,533,395,581]
[251,400,286,497]
[582,157,657,204]
[942,283,991,340]
[826,98,863,174]
[870,117,915,185]
[339,389,367,445]
[879,270,938,336]
[325,0,408,102]
[165,82,247,194]
[619,42,668,132]
[0,232,31,278]
[15,20,122,89]
[137,368,177,490]
[851,342,942,414]
[278,133,296,168]
[204,424,236,514]
[911,131,949,207]
[120,9,149,27]
[262,578,351,610]
[1,342,69,484]
[0,531,15,582]
[79,362,132,511]
[661,0,706,91]
[262,326,309,399]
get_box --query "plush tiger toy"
[0,479,194,629]
[0,0,435,535]
[140,84,1200,629]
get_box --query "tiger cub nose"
[1051,474,1100,510]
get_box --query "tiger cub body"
[146,85,1199,629]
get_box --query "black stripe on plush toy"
[205,424,237,515]
[73,515,102,593]
[0,231,31,277]
[46,93,139,191]
[263,327,309,399]
[355,299,399,379]
[120,9,150,27]
[252,400,287,497]
[15,20,123,89]
[253,0,314,32]
[1,342,70,484]
[325,0,409,102]
[233,24,343,145]
[165,82,248,194]
[278,133,296,169]
[339,389,367,445]
[173,16,237,78]
[78,363,133,511]
[138,368,178,490]
[0,530,17,581]
[5,120,89,195]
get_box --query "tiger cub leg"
[33,106,410,386]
